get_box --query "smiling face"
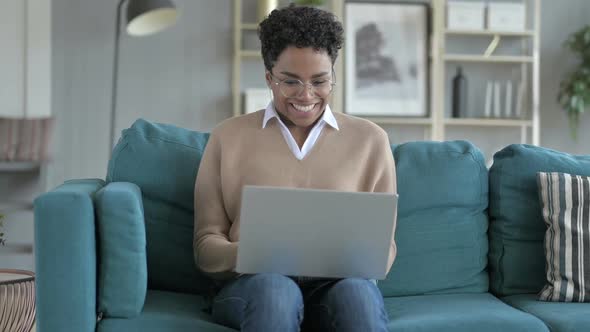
[265,46,334,130]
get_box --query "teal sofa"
[34,119,590,332]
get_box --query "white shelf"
[444,55,534,63]
[359,116,433,126]
[241,23,258,30]
[239,50,262,58]
[0,162,40,172]
[445,29,535,37]
[445,118,533,127]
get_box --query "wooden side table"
[0,269,36,332]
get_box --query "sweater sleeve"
[193,131,238,279]
[371,130,398,275]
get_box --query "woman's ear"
[265,71,272,88]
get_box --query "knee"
[325,278,384,311]
[245,273,303,314]
[321,279,388,330]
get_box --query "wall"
[538,0,590,154]
[47,0,233,190]
[47,0,590,187]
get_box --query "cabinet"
[231,0,540,157]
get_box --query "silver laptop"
[236,185,398,280]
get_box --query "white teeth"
[292,104,315,112]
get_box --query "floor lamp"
[109,0,178,155]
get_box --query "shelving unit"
[231,0,541,150]
[432,0,540,146]
[445,29,535,37]
[445,118,533,127]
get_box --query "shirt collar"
[262,102,339,130]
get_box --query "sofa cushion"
[379,141,489,297]
[95,182,147,317]
[385,293,549,332]
[488,144,590,297]
[503,294,590,332]
[34,179,106,332]
[537,172,590,302]
[107,119,213,295]
[97,290,235,332]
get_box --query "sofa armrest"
[34,179,106,332]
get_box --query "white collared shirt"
[262,102,339,160]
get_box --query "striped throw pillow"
[537,172,590,302]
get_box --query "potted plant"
[558,25,590,140]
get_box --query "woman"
[194,4,397,331]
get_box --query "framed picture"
[344,1,429,117]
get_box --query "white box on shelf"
[488,2,526,32]
[447,1,485,30]
[244,88,270,114]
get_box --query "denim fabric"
[211,273,388,332]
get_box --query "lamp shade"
[126,0,178,36]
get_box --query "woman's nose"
[300,83,315,99]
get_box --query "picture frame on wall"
[344,1,429,117]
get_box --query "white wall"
[48,0,233,189]
[537,0,590,154]
[48,0,590,189]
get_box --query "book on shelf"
[484,81,493,118]
[515,81,525,119]
[493,81,502,118]
[505,80,513,118]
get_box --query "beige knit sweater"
[193,110,397,280]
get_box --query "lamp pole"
[109,0,127,155]
[108,0,178,157]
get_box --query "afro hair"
[258,4,344,72]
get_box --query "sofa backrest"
[106,119,491,297]
[379,141,489,297]
[107,119,214,295]
[488,144,590,296]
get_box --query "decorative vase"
[257,0,279,22]
[452,66,468,118]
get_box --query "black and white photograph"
[345,2,428,116]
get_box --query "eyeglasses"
[269,73,336,98]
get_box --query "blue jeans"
[211,273,389,332]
